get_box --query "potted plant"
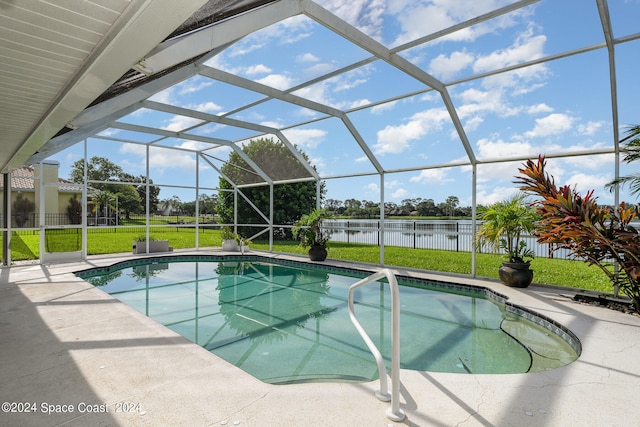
[292,209,332,261]
[132,235,171,254]
[475,193,539,287]
[220,226,241,252]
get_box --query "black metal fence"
[0,213,218,228]
[324,219,570,259]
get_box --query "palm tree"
[475,193,539,263]
[159,196,181,215]
[89,190,117,225]
[606,125,640,198]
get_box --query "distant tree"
[120,173,160,212]
[384,202,398,211]
[13,193,35,227]
[159,196,182,215]
[115,185,142,219]
[343,199,362,210]
[445,195,459,217]
[400,198,419,212]
[218,138,324,237]
[88,190,117,224]
[181,200,196,216]
[198,194,217,216]
[66,195,82,224]
[324,198,343,213]
[181,194,217,217]
[70,157,123,191]
[416,198,436,216]
[70,158,161,213]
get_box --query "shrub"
[516,155,640,312]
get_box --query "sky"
[50,0,640,209]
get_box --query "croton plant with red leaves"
[516,155,640,313]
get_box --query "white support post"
[379,173,385,266]
[82,139,88,260]
[38,162,45,263]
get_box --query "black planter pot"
[308,244,327,261]
[499,261,533,288]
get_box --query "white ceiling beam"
[596,0,619,148]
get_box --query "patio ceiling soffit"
[5,0,211,173]
[25,0,301,166]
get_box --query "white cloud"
[305,62,336,77]
[191,101,223,114]
[563,172,612,194]
[560,151,613,170]
[385,179,401,189]
[97,128,120,137]
[161,115,205,132]
[464,116,484,131]
[293,84,330,104]
[365,182,379,193]
[256,74,294,90]
[149,87,174,104]
[473,29,546,73]
[177,140,211,151]
[119,144,198,175]
[456,87,509,118]
[298,53,320,62]
[281,128,327,149]
[476,186,520,205]
[178,78,213,96]
[476,138,536,159]
[527,103,554,115]
[392,188,409,199]
[370,100,398,114]
[388,0,528,47]
[428,50,475,80]
[409,168,449,184]
[577,120,605,136]
[316,0,386,41]
[244,64,272,75]
[524,113,574,138]
[374,107,450,154]
[473,29,549,92]
[229,15,313,57]
[293,79,370,110]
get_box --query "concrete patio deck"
[1,251,639,426]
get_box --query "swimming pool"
[76,255,580,384]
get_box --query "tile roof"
[1,166,86,192]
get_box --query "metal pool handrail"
[348,268,405,422]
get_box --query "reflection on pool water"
[77,256,580,384]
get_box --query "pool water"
[78,257,579,384]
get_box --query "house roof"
[1,166,88,193]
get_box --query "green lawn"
[5,229,613,294]
[249,240,613,293]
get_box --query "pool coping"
[2,249,639,426]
